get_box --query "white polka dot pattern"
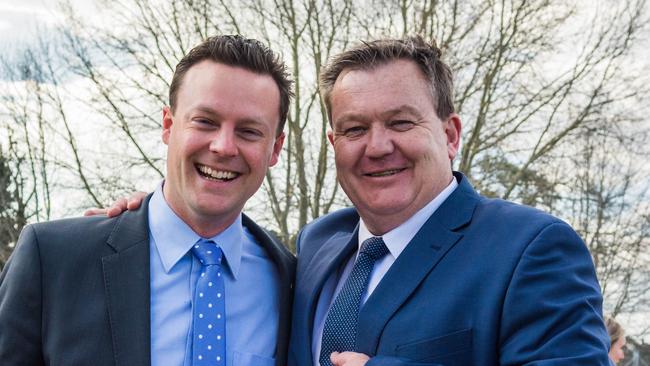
[319,237,389,366]
[192,239,226,365]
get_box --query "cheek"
[242,144,273,169]
[333,143,361,169]
[183,133,204,147]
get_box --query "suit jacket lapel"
[102,195,152,366]
[301,227,359,361]
[356,173,479,355]
[356,218,462,354]
[242,214,296,366]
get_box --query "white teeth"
[198,165,237,180]
[369,169,401,177]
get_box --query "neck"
[162,185,240,238]
[360,175,455,235]
[361,215,406,236]
[183,213,239,238]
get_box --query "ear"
[268,132,286,167]
[444,113,462,160]
[327,129,335,146]
[162,106,173,145]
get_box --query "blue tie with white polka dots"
[191,239,226,366]
[319,236,389,366]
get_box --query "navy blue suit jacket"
[289,173,609,365]
[0,195,295,366]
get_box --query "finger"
[330,352,342,365]
[331,351,370,366]
[126,191,147,210]
[106,198,129,218]
[83,208,108,216]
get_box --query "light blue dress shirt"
[148,184,280,366]
[312,178,459,364]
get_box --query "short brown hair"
[320,36,454,122]
[169,35,293,135]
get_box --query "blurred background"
[0,0,648,359]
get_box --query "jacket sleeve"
[498,221,610,365]
[0,225,45,366]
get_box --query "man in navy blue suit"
[288,36,611,365]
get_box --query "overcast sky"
[0,0,60,47]
[0,0,99,53]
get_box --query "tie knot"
[191,239,223,265]
[360,236,389,260]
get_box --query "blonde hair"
[605,316,625,346]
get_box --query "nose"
[209,128,238,157]
[365,126,394,158]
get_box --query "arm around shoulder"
[0,225,46,365]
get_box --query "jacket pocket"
[394,328,472,364]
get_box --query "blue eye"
[391,120,414,131]
[343,126,366,137]
[192,118,214,126]
[239,129,264,141]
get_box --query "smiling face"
[162,60,284,237]
[328,59,461,235]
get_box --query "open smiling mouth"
[196,164,239,182]
[365,168,406,177]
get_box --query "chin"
[361,199,410,216]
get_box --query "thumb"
[330,351,341,364]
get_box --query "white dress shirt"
[312,178,459,365]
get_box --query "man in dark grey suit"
[0,35,295,366]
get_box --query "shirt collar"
[358,176,459,260]
[148,182,243,279]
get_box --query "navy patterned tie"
[319,236,389,366]
[191,239,226,365]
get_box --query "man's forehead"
[179,61,279,100]
[334,58,421,81]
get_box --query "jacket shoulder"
[28,215,120,241]
[475,197,567,228]
[16,199,150,267]
[242,214,295,264]
[301,207,359,239]
[295,208,359,255]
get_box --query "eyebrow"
[191,105,270,128]
[192,105,223,119]
[379,105,425,120]
[334,104,425,126]
[333,112,372,126]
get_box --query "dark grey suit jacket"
[0,195,295,366]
